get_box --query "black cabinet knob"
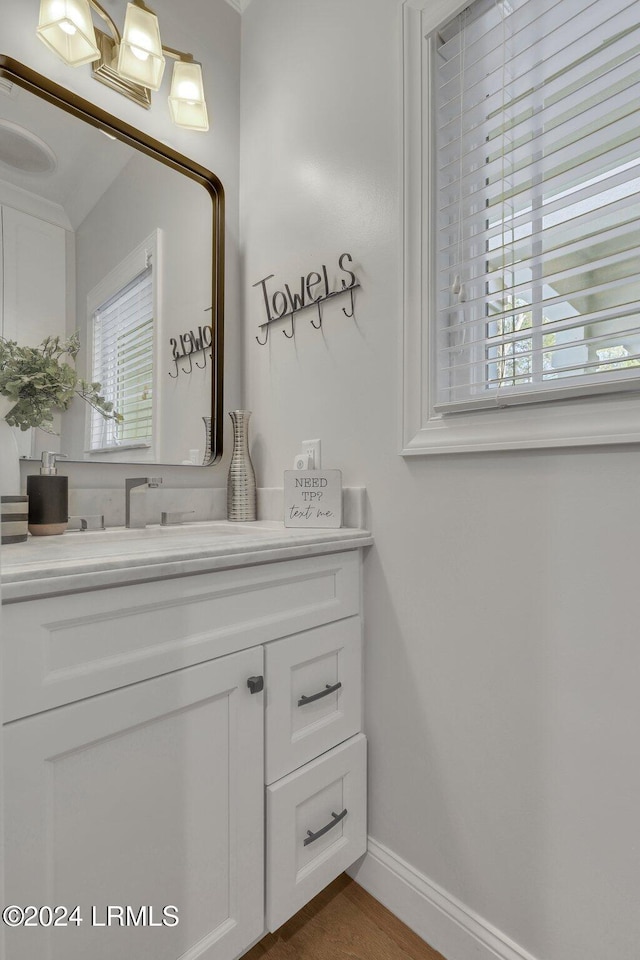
[247,676,264,694]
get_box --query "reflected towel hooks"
[168,322,213,377]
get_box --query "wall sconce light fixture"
[36,0,209,131]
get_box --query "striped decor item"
[1,496,28,544]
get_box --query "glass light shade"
[37,0,100,66]
[168,61,209,131]
[116,3,165,90]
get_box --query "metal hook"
[282,313,296,338]
[310,300,323,330]
[181,351,193,375]
[201,325,214,365]
[342,286,356,318]
[195,347,207,369]
[168,358,179,378]
[256,324,270,346]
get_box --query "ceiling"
[0,79,132,230]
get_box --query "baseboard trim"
[348,837,539,960]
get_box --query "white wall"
[4,0,241,487]
[240,3,640,960]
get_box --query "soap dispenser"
[27,452,68,536]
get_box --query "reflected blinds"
[90,266,153,450]
[433,0,640,411]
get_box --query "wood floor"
[242,875,446,960]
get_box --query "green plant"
[0,333,122,432]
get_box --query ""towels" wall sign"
[254,253,360,345]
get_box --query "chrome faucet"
[125,477,163,528]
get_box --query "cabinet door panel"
[3,649,264,960]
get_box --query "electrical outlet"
[301,439,321,470]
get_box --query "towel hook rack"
[253,253,360,346]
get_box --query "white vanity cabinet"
[1,547,367,960]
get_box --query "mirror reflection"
[0,64,221,466]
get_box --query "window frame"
[400,0,640,455]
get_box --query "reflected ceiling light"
[36,0,209,131]
[169,60,208,132]
[0,120,58,175]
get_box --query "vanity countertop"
[0,521,373,603]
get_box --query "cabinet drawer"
[265,617,362,784]
[3,550,359,723]
[266,733,366,932]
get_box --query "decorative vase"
[227,410,256,521]
[0,395,22,497]
[202,415,213,464]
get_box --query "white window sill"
[86,443,152,456]
[401,393,640,455]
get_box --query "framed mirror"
[0,56,224,466]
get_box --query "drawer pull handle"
[303,808,348,846]
[298,681,342,707]
[247,676,264,694]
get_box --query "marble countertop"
[0,521,373,603]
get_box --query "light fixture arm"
[86,0,121,43]
[162,47,195,63]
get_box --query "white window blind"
[433,0,640,413]
[90,266,154,451]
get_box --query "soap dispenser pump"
[27,452,69,536]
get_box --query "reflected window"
[87,233,157,453]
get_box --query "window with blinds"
[89,266,154,451]
[432,0,640,413]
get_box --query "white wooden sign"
[284,470,342,528]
